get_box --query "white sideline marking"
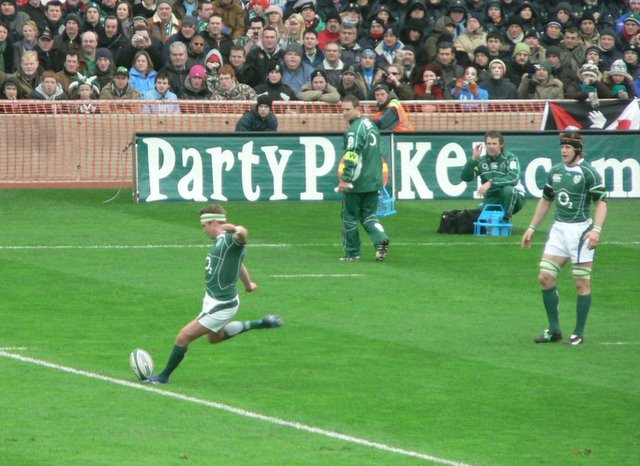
[271,274,364,278]
[0,350,471,466]
[599,342,640,345]
[0,241,637,251]
[0,347,28,351]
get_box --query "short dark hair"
[250,16,264,26]
[303,28,317,38]
[341,94,360,107]
[485,130,504,145]
[155,71,171,82]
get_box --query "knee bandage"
[572,266,592,280]
[539,258,561,278]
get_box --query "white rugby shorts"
[197,293,240,331]
[544,220,595,264]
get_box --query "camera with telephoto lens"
[433,76,443,86]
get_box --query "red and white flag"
[541,98,640,130]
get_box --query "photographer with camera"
[518,61,564,99]
[451,66,489,100]
[566,60,613,108]
[369,64,414,100]
[414,63,445,100]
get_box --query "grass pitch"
[0,189,638,466]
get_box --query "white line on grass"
[0,346,28,351]
[0,350,471,466]
[270,274,364,278]
[599,342,640,345]
[1,241,638,250]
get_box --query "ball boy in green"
[337,95,389,261]
[460,130,526,219]
[521,133,607,346]
[144,205,283,384]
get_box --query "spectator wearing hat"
[506,41,531,87]
[99,0,118,18]
[204,47,223,91]
[584,45,604,71]
[299,66,340,102]
[552,3,577,30]
[83,3,103,35]
[236,94,278,131]
[39,1,64,40]
[301,29,324,69]
[578,11,600,49]
[518,61,564,99]
[356,47,378,93]
[398,44,417,80]
[471,45,491,82]
[414,62,445,100]
[541,18,563,48]
[615,0,640,34]
[94,47,115,89]
[35,27,59,72]
[55,50,82,93]
[211,63,257,99]
[422,16,454,66]
[358,18,385,51]
[68,73,101,101]
[336,64,366,99]
[180,63,212,98]
[263,4,284,36]
[515,1,540,33]
[371,81,414,131]
[254,61,298,101]
[129,49,157,94]
[482,0,507,37]
[400,19,426,53]
[623,44,640,81]
[100,65,141,99]
[163,15,199,61]
[10,49,40,95]
[597,29,623,70]
[148,0,181,44]
[295,0,325,33]
[604,58,637,100]
[403,3,429,38]
[281,42,313,94]
[245,26,284,87]
[621,12,640,48]
[212,0,246,40]
[566,60,613,107]
[545,45,574,91]
[316,40,344,87]
[504,16,526,50]
[454,13,486,64]
[340,2,363,29]
[367,4,396,31]
[1,75,23,101]
[28,68,67,102]
[99,15,128,64]
[19,0,46,28]
[317,10,340,50]
[1,0,30,43]
[446,0,467,38]
[523,28,546,65]
[374,24,403,68]
[479,58,518,99]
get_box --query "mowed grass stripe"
[0,350,473,466]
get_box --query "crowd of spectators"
[0,0,639,106]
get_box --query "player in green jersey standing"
[146,205,283,384]
[521,132,607,345]
[460,130,526,220]
[337,95,390,261]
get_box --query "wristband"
[528,224,537,232]
[592,225,602,233]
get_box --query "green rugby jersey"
[205,232,246,301]
[341,116,383,193]
[460,151,521,196]
[543,160,607,223]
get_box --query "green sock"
[542,287,561,334]
[574,294,592,337]
[159,345,187,379]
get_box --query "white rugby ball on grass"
[130,348,154,381]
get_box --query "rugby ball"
[129,348,154,381]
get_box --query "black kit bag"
[437,209,482,234]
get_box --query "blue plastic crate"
[377,187,397,217]
[474,204,512,236]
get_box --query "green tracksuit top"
[460,151,521,196]
[341,116,383,193]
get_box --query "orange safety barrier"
[0,99,546,188]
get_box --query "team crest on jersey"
[573,174,582,184]
[552,174,562,182]
[490,162,498,170]
[481,162,489,170]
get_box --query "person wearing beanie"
[541,18,563,49]
[523,28,546,65]
[52,13,83,61]
[544,45,576,91]
[597,29,624,71]
[336,64,366,99]
[565,60,614,107]
[422,16,455,66]
[578,11,599,49]
[1,0,29,43]
[518,61,564,99]
[522,132,608,347]
[622,45,640,89]
[471,45,491,81]
[163,15,199,62]
[299,67,340,102]
[453,11,486,63]
[83,3,103,34]
[506,41,531,87]
[480,58,518,99]
[281,42,313,94]
[447,0,468,38]
[370,79,415,131]
[504,16,525,49]
[180,63,212,99]
[317,10,341,50]
[621,13,640,49]
[515,1,540,33]
[95,47,116,90]
[373,24,404,69]
[253,61,298,102]
[604,59,637,101]
[235,94,278,132]
[482,0,507,38]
